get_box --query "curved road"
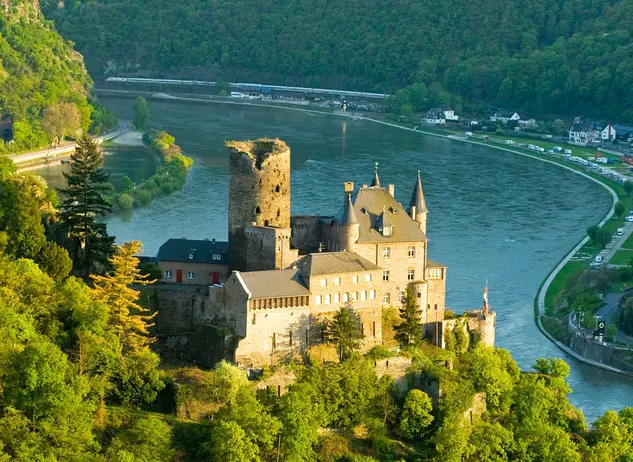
[9,120,131,166]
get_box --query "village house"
[424,107,445,124]
[442,107,459,121]
[489,111,521,124]
[568,121,600,146]
[157,238,229,285]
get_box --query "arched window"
[275,185,280,193]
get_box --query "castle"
[156,138,495,367]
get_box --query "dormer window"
[188,249,197,260]
[379,226,393,237]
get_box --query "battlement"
[226,138,289,170]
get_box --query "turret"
[371,162,381,187]
[339,188,359,251]
[409,170,428,234]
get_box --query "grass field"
[622,233,633,250]
[610,250,633,266]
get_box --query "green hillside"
[0,0,114,153]
[42,0,633,120]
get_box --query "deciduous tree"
[398,389,434,439]
[132,97,149,131]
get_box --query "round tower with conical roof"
[338,183,359,252]
[408,170,428,234]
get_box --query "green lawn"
[610,250,633,266]
[544,260,586,316]
[622,233,633,250]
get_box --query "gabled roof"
[426,107,444,118]
[297,252,381,276]
[613,124,633,135]
[237,269,309,298]
[334,186,428,243]
[157,238,228,264]
[409,171,428,214]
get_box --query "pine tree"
[329,304,362,361]
[394,286,422,347]
[91,241,156,355]
[58,134,114,277]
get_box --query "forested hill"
[0,0,113,153]
[42,0,633,120]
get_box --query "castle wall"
[290,216,324,254]
[245,224,299,271]
[353,241,427,307]
[228,140,291,270]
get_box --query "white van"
[564,149,573,154]
[617,228,625,237]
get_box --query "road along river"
[37,95,633,421]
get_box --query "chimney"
[388,184,395,197]
[362,184,368,189]
[410,205,416,220]
[344,181,354,203]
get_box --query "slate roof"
[426,108,445,118]
[237,269,309,298]
[613,124,633,136]
[426,258,446,268]
[157,238,229,264]
[409,171,428,213]
[297,252,381,277]
[341,194,359,225]
[334,186,428,243]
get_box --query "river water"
[39,95,633,421]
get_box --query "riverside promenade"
[8,120,131,166]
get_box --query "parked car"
[626,216,633,222]
[595,255,604,263]
[617,228,625,237]
[564,149,573,154]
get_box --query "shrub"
[118,193,134,210]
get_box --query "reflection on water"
[30,147,156,191]
[37,95,633,422]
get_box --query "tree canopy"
[42,0,633,121]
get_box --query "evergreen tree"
[58,134,114,277]
[394,286,422,347]
[328,304,362,361]
[133,97,149,131]
[91,241,155,355]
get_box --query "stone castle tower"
[228,139,296,271]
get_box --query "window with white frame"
[343,292,350,302]
[383,247,391,258]
[369,290,376,299]
[382,271,390,281]
[360,290,367,300]
[334,277,341,286]
[334,293,340,303]
[186,271,196,280]
[320,278,327,287]
[365,274,372,282]
[383,292,390,303]
[212,253,222,260]
[428,268,443,279]
[164,270,172,278]
[316,295,322,305]
[407,269,415,281]
[398,291,405,303]
[325,294,331,305]
[352,275,359,283]
[408,246,415,257]
[352,292,357,301]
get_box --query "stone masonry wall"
[159,261,229,285]
[290,216,324,253]
[228,140,291,270]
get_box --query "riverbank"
[9,120,131,168]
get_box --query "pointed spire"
[409,170,428,213]
[371,162,381,187]
[341,193,359,225]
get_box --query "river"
[38,95,633,421]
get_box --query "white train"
[105,77,390,99]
